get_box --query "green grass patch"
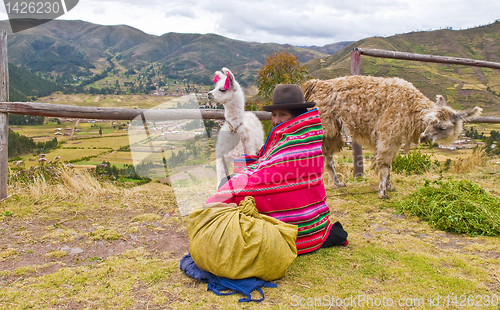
[70,161,108,166]
[89,227,123,241]
[397,179,500,236]
[392,148,435,175]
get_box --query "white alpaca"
[208,68,264,187]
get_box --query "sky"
[1,0,500,46]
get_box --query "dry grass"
[449,148,490,174]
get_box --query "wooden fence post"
[0,30,8,199]
[350,49,364,178]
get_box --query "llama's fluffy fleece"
[302,75,482,199]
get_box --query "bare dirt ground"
[0,182,189,287]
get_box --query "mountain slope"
[1,20,328,81]
[8,64,61,101]
[3,19,500,114]
[301,41,353,55]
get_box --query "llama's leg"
[215,157,226,187]
[403,142,410,154]
[378,164,391,199]
[322,135,345,187]
[375,139,401,199]
[386,167,395,192]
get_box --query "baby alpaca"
[208,68,264,187]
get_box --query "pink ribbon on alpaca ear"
[212,75,219,83]
[224,75,230,90]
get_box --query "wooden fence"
[1,30,500,198]
[349,47,500,177]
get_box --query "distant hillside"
[305,21,500,116]
[301,41,353,55]
[9,64,61,101]
[0,20,329,85]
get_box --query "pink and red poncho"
[207,109,333,254]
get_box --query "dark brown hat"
[262,84,316,111]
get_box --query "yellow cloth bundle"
[187,196,298,281]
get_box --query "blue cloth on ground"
[180,253,277,302]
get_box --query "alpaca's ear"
[221,68,234,90]
[227,71,234,86]
[453,106,482,122]
[435,95,447,107]
[221,68,234,84]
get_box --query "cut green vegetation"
[397,178,500,236]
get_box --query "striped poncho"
[206,109,333,254]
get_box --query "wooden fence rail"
[0,101,272,121]
[0,100,496,123]
[356,48,500,70]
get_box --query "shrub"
[397,179,500,236]
[392,148,435,175]
[9,158,67,185]
[89,161,151,185]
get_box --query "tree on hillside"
[8,131,59,157]
[255,51,310,103]
[9,115,44,125]
[253,51,311,136]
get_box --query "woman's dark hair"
[290,108,309,118]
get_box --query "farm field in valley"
[10,113,212,182]
[39,93,180,110]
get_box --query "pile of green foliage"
[397,179,500,236]
[392,148,436,175]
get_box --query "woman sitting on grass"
[207,84,348,255]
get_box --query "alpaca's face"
[419,106,481,145]
[207,70,237,105]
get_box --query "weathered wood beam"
[467,117,500,124]
[356,48,500,70]
[1,101,497,123]
[0,30,7,199]
[351,49,364,178]
[0,101,272,121]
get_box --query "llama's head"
[207,68,242,105]
[419,95,482,145]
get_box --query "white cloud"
[165,8,198,19]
